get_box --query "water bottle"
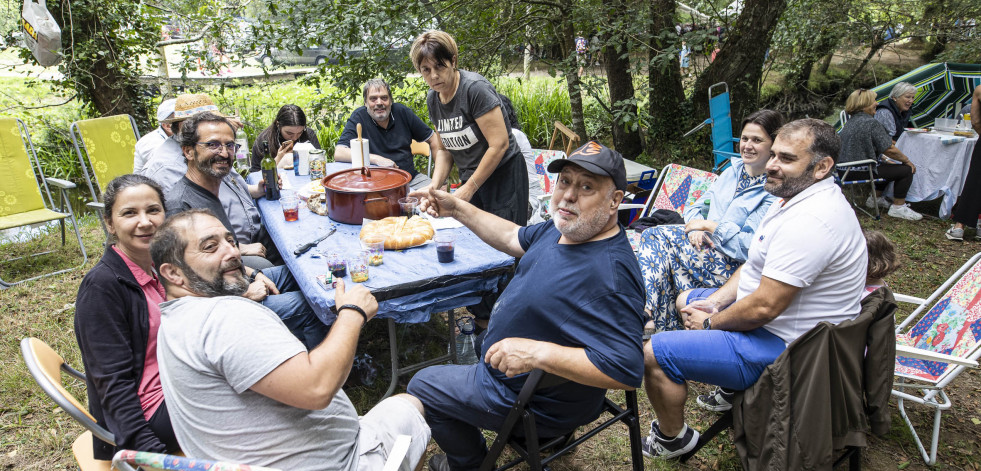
[455,317,479,365]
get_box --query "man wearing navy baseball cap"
[408,140,645,471]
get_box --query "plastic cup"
[434,232,455,263]
[327,253,347,279]
[361,235,386,266]
[398,196,419,217]
[350,251,370,282]
[280,189,299,221]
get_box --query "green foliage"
[492,77,571,148]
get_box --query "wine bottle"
[261,140,280,200]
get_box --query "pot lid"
[323,166,412,192]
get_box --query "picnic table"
[248,163,515,398]
[892,130,978,218]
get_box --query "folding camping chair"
[836,159,886,220]
[892,252,981,466]
[679,288,897,469]
[69,114,140,235]
[547,121,580,156]
[21,337,114,471]
[623,164,718,251]
[683,82,737,173]
[411,139,432,177]
[479,369,643,471]
[0,118,88,288]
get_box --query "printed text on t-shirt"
[439,127,478,151]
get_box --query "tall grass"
[492,77,571,148]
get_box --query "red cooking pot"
[322,166,411,225]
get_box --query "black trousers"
[951,142,981,226]
[874,163,914,200]
[468,153,529,226]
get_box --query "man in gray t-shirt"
[152,210,430,471]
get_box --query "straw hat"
[162,94,231,123]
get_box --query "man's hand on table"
[334,279,379,323]
[411,187,460,219]
[485,338,546,377]
[239,242,267,258]
[369,154,395,167]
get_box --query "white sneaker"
[888,204,923,221]
[865,195,890,210]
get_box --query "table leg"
[381,310,458,400]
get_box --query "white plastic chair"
[892,252,981,465]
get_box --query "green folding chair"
[0,118,88,288]
[69,115,140,235]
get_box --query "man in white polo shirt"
[641,118,867,460]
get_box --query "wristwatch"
[248,269,261,283]
[702,317,712,330]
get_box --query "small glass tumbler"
[399,196,419,217]
[349,251,370,283]
[434,232,455,263]
[361,235,386,266]
[327,253,347,279]
[280,189,299,222]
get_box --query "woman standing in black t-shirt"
[409,30,529,226]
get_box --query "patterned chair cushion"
[896,259,981,383]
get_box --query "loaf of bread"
[360,216,435,249]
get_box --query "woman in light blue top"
[637,109,784,332]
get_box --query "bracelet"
[248,269,261,283]
[338,304,368,327]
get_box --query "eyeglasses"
[196,141,240,154]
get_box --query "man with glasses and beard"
[334,79,439,190]
[151,210,430,470]
[640,119,868,460]
[164,113,325,349]
[165,111,278,269]
[405,141,646,471]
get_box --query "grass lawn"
[1,194,980,470]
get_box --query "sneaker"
[865,195,890,210]
[642,420,700,459]
[887,204,923,221]
[946,225,964,241]
[696,386,735,412]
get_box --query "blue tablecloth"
[248,163,515,325]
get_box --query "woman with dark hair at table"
[74,174,181,460]
[249,104,321,172]
[409,30,529,226]
[839,88,921,221]
[945,84,981,240]
[874,81,917,143]
[638,109,783,334]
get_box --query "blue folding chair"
[683,82,738,173]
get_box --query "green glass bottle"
[260,140,280,200]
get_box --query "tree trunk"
[602,0,643,160]
[817,53,834,76]
[646,0,686,158]
[692,0,788,123]
[844,34,885,89]
[560,20,588,140]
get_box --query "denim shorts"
[649,327,786,390]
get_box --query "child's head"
[865,230,899,282]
